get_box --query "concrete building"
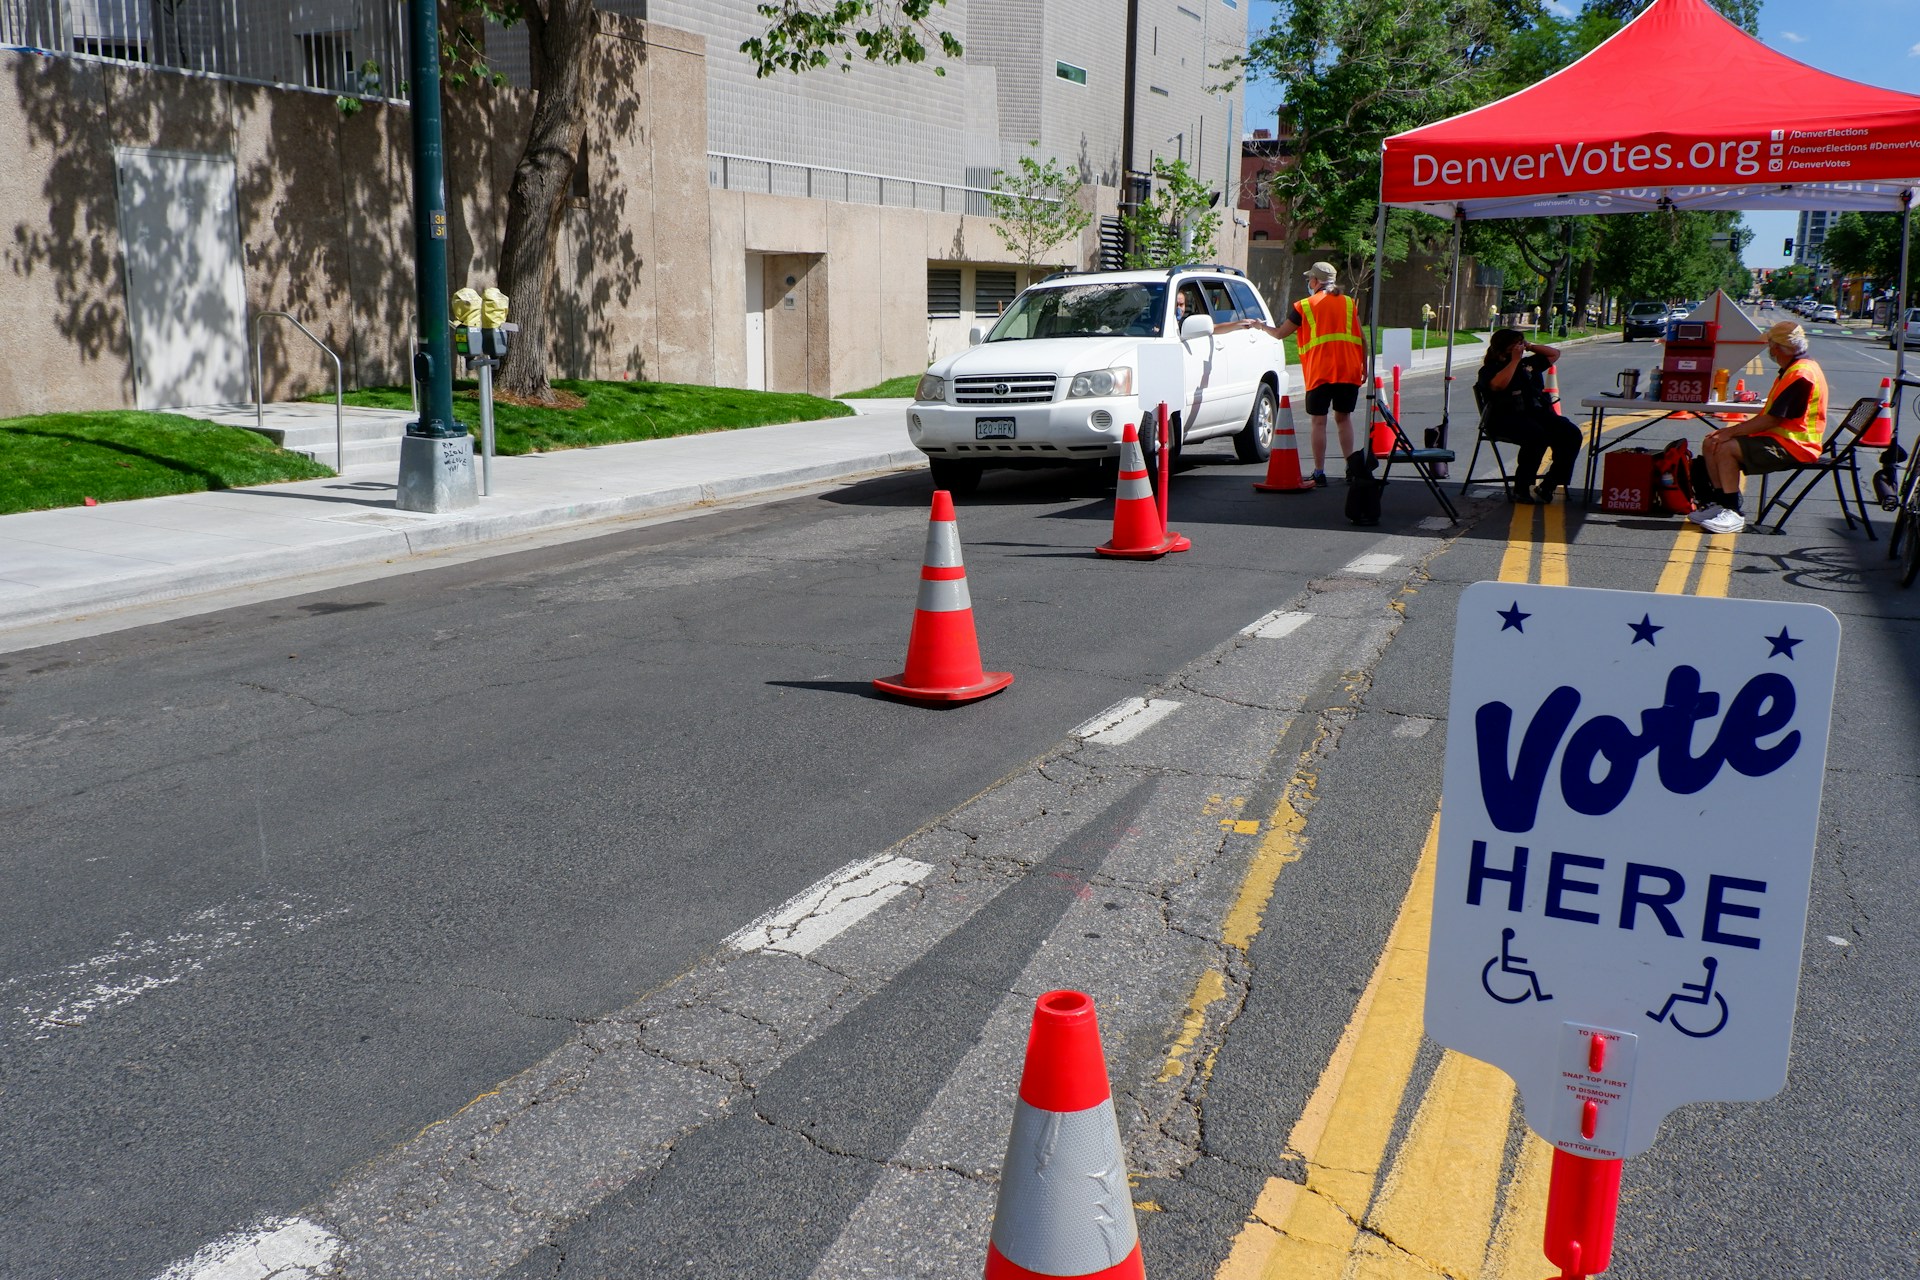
[1792,209,1837,267]
[1,0,1246,418]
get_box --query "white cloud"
[1909,41,1920,57]
[1779,31,1807,43]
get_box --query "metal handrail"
[252,312,344,473]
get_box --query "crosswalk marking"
[1072,696,1183,744]
[725,853,933,956]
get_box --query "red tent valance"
[1380,0,1920,216]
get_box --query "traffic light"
[1783,237,1794,254]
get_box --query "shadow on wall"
[6,55,135,406]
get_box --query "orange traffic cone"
[984,991,1145,1280]
[1864,377,1896,447]
[1253,394,1315,493]
[1097,423,1190,558]
[1369,377,1394,457]
[1545,361,1562,412]
[872,491,1013,704]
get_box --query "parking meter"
[451,286,516,495]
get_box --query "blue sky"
[1240,0,1920,268]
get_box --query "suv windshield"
[1627,303,1666,317]
[987,281,1169,340]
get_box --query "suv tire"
[928,458,983,496]
[1235,383,1277,463]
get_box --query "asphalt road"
[3,331,1915,1279]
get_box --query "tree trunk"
[1572,258,1596,325]
[497,0,598,402]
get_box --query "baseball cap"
[1765,320,1805,346]
[1304,261,1337,282]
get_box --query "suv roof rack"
[1166,263,1246,278]
[1040,268,1083,282]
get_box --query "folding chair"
[1372,394,1458,523]
[1751,395,1879,539]
[1458,385,1515,500]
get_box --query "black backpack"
[1344,449,1383,526]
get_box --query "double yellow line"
[1203,501,1738,1279]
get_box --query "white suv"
[907,266,1289,493]
[1888,308,1920,350]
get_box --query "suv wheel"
[1235,383,1277,463]
[928,458,983,496]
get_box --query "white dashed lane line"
[1241,609,1312,640]
[725,853,935,957]
[150,1217,341,1280]
[1341,552,1402,575]
[1071,696,1184,745]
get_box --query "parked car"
[1889,308,1920,350]
[1623,301,1669,340]
[1812,303,1840,323]
[908,266,1288,493]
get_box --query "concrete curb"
[0,447,927,634]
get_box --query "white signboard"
[1428,583,1839,1159]
[1136,342,1188,427]
[1381,327,1415,379]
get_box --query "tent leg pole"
[1890,192,1912,562]
[1368,201,1388,402]
[1440,210,1464,443]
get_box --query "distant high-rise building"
[1794,210,1838,266]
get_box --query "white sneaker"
[1701,507,1746,534]
[1686,503,1723,525]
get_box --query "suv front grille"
[954,374,1057,405]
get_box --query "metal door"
[115,148,251,408]
[744,253,767,391]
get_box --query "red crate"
[1662,373,1710,403]
[1601,449,1657,513]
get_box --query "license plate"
[975,417,1016,439]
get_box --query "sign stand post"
[1155,400,1172,531]
[1545,1149,1623,1279]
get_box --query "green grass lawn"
[331,378,854,454]
[838,374,921,398]
[0,411,334,516]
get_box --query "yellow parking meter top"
[481,287,510,329]
[451,288,482,327]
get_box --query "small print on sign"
[1426,582,1839,1158]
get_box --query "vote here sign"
[1427,582,1839,1159]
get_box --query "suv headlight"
[1068,367,1134,399]
[914,373,947,402]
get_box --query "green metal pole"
[407,0,461,440]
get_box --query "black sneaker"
[1312,470,1329,488]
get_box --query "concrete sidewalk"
[0,408,923,644]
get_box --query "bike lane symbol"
[1646,956,1730,1038]
[1481,927,1554,1004]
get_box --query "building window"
[1222,0,1238,7]
[1056,61,1086,85]
[974,271,1016,316]
[1149,85,1170,97]
[928,268,962,320]
[302,31,356,92]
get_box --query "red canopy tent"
[1367,0,1918,420]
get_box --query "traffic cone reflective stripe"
[1098,424,1189,558]
[984,991,1145,1280]
[1864,377,1895,447]
[1254,394,1314,493]
[873,491,1013,704]
[1545,362,1562,411]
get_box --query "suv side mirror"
[968,326,985,346]
[1180,314,1215,342]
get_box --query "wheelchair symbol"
[1646,957,1729,1038]
[1481,927,1554,1004]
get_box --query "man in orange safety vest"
[1693,320,1827,534]
[1225,261,1368,486]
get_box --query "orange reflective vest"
[1761,357,1826,463]
[1295,290,1366,389]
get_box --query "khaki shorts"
[1736,434,1801,474]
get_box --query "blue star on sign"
[1766,627,1802,659]
[1498,602,1530,633]
[1628,614,1663,646]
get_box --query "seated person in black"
[1474,328,1583,503]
